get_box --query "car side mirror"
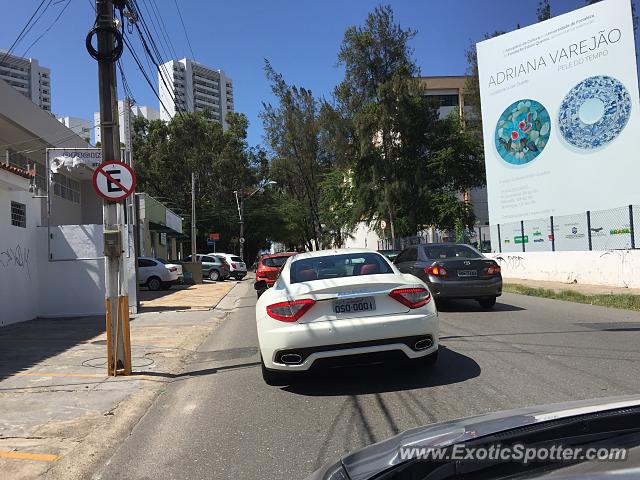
[254,280,268,290]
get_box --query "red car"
[255,252,297,297]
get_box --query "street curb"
[41,281,244,480]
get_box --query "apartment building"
[56,116,92,143]
[420,76,489,231]
[158,58,234,128]
[94,98,160,149]
[0,50,51,111]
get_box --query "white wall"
[487,250,640,289]
[342,222,382,249]
[0,181,40,326]
[38,224,137,317]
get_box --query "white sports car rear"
[255,248,439,385]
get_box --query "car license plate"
[457,270,477,277]
[333,297,376,314]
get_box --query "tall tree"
[537,0,552,21]
[335,5,485,237]
[335,5,418,241]
[260,61,328,251]
[132,111,266,257]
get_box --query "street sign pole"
[191,172,196,257]
[93,0,131,376]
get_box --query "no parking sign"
[92,161,136,202]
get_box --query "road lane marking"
[0,450,59,462]
[15,372,106,378]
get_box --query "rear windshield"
[155,258,167,264]
[290,252,393,283]
[422,245,482,259]
[262,256,290,268]
[231,256,243,262]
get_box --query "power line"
[22,0,72,56]
[126,0,185,117]
[16,0,55,53]
[144,0,179,61]
[120,28,175,119]
[139,0,174,63]
[173,0,196,61]
[1,0,49,64]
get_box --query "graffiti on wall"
[494,254,525,270]
[0,244,31,279]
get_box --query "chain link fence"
[495,204,638,253]
[377,204,639,253]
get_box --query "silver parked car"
[137,257,183,291]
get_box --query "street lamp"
[234,180,277,261]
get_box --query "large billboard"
[477,0,640,227]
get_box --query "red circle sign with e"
[92,160,136,202]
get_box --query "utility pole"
[239,196,244,261]
[234,189,244,260]
[92,0,131,375]
[191,172,196,257]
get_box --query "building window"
[426,94,459,107]
[52,173,80,203]
[11,201,26,228]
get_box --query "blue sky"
[2,0,637,147]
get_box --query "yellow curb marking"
[15,372,106,379]
[0,450,60,462]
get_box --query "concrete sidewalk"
[504,277,640,296]
[0,280,240,480]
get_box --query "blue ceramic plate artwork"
[558,75,631,149]
[495,99,551,166]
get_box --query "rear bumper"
[428,276,502,299]
[256,276,276,287]
[258,312,438,371]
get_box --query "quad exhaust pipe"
[280,353,303,365]
[414,337,433,351]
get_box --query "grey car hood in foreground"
[307,395,640,480]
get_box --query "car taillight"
[266,299,316,322]
[389,288,431,309]
[169,267,177,272]
[424,265,448,277]
[485,264,501,275]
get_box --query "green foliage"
[333,5,485,236]
[132,111,271,258]
[318,169,356,247]
[503,284,640,311]
[260,61,329,250]
[536,0,552,21]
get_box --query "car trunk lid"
[430,258,498,280]
[284,274,424,323]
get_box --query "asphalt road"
[95,281,640,480]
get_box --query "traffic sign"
[239,237,245,244]
[380,220,387,230]
[92,160,136,202]
[209,233,220,241]
[206,239,215,246]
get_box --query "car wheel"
[412,348,439,368]
[261,358,294,386]
[209,269,220,281]
[147,276,162,291]
[478,297,497,309]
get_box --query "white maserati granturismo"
[255,248,439,385]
